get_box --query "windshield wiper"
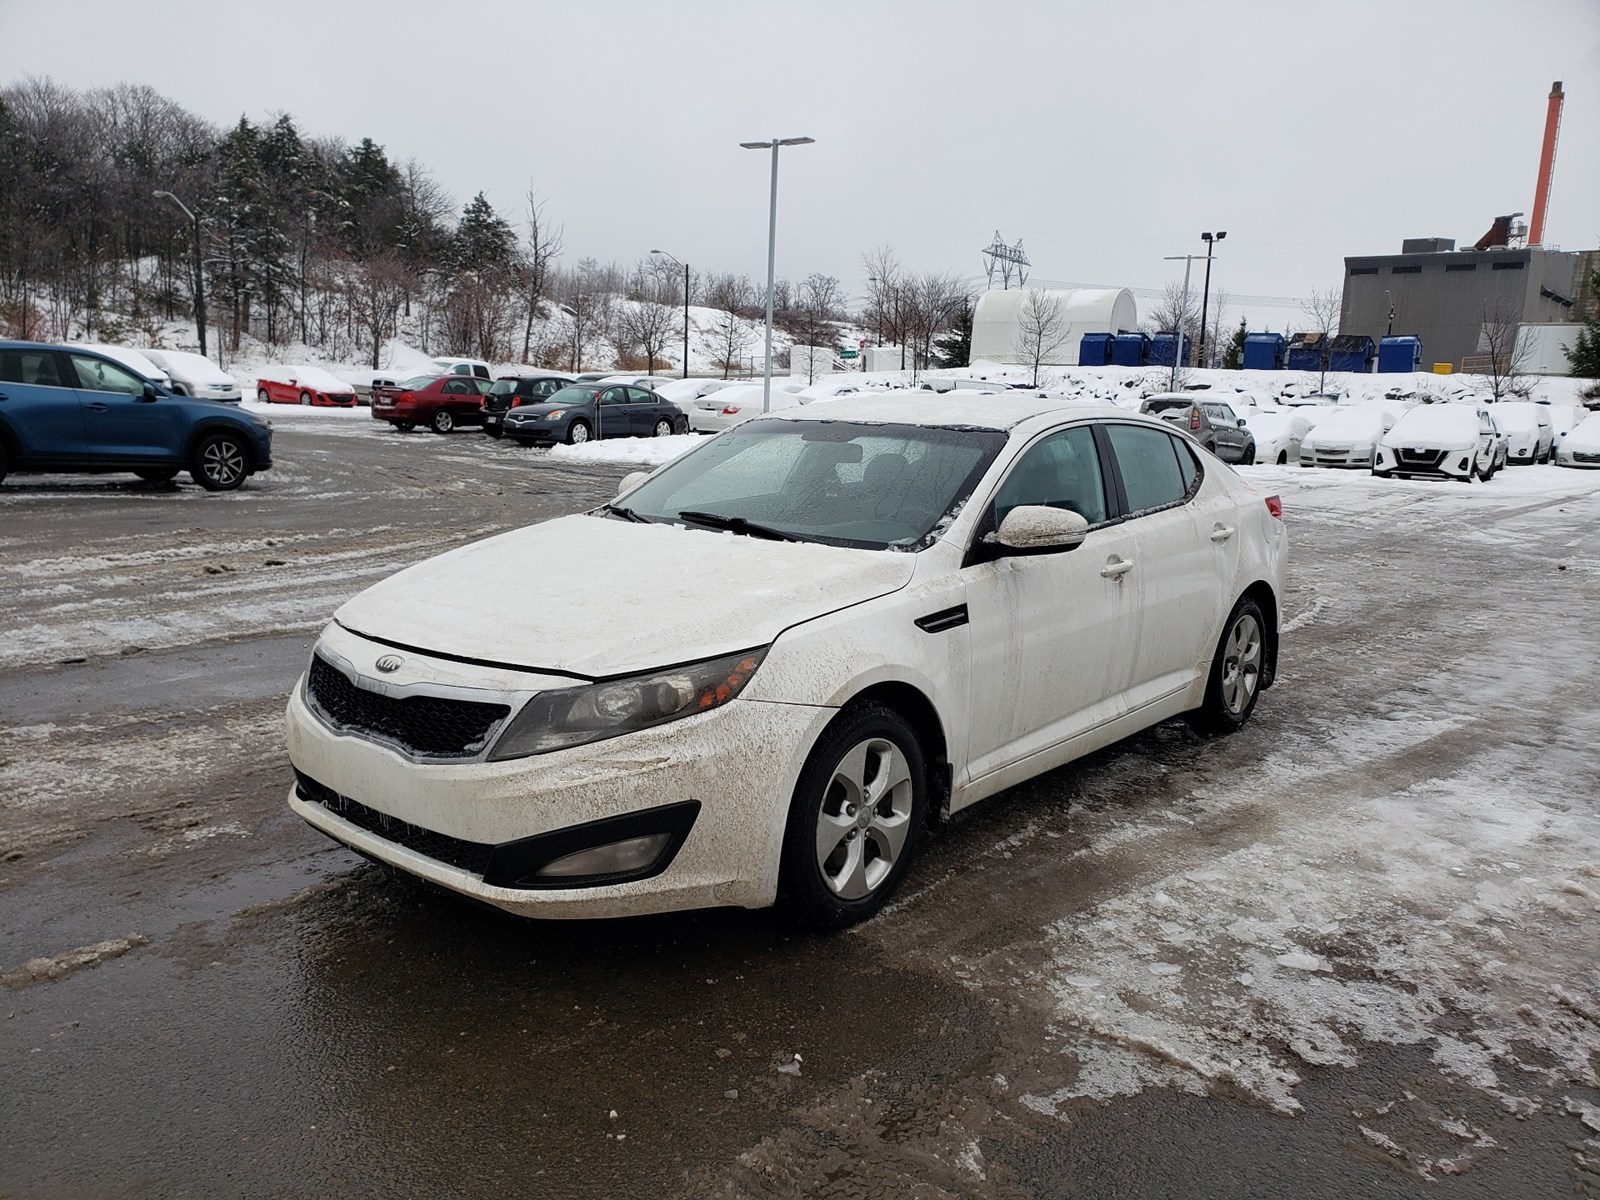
[676,509,800,542]
[600,503,649,523]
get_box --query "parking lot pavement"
[2,425,1598,1199]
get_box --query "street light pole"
[1162,254,1198,391]
[650,249,690,378]
[154,190,207,359]
[739,136,814,412]
[1198,230,1226,369]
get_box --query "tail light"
[1265,495,1283,519]
[721,406,742,415]
[1190,408,1201,431]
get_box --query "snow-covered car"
[255,365,358,407]
[1298,400,1405,469]
[285,395,1286,925]
[1245,409,1311,465]
[1373,403,1501,482]
[1554,412,1600,468]
[687,383,800,433]
[795,379,862,404]
[1489,402,1553,464]
[68,343,172,388]
[1547,402,1583,453]
[432,356,491,380]
[138,348,241,402]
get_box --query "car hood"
[333,513,917,677]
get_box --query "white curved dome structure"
[968,287,1139,366]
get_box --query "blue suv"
[0,341,272,491]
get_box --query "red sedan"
[254,365,358,407]
[371,373,493,433]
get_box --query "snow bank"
[547,434,703,467]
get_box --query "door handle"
[86,402,108,412]
[1100,556,1134,579]
[1210,525,1235,543]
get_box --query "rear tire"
[779,704,928,929]
[189,432,250,492]
[431,410,454,434]
[395,421,415,433]
[257,387,270,403]
[653,419,673,437]
[0,441,9,485]
[1276,450,1287,465]
[1188,598,1266,735]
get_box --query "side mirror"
[1237,417,1247,427]
[140,381,161,402]
[992,505,1089,554]
[617,470,648,496]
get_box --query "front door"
[961,424,1139,784]
[66,352,184,466]
[596,386,628,438]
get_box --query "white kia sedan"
[285,396,1287,926]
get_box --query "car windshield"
[489,380,517,395]
[1144,399,1192,413]
[543,385,599,405]
[619,419,1007,551]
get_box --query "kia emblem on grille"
[375,655,403,674]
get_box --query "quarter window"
[0,350,65,387]
[990,426,1108,526]
[1107,424,1191,515]
[68,354,144,395]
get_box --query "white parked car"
[1489,402,1554,464]
[1374,403,1502,482]
[1547,402,1584,454]
[1245,409,1312,465]
[687,383,801,433]
[68,343,171,388]
[285,396,1288,925]
[1298,400,1406,469]
[1554,411,1600,468]
[138,348,242,402]
[432,356,492,379]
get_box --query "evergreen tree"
[452,192,516,272]
[1565,264,1600,379]
[1221,317,1247,370]
[931,296,973,368]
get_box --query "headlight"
[488,647,768,760]
[545,409,565,420]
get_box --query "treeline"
[0,78,972,373]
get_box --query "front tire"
[1239,439,1255,465]
[431,410,454,434]
[779,704,928,929]
[566,420,591,445]
[189,432,250,492]
[299,391,313,406]
[1189,598,1266,735]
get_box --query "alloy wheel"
[201,438,245,488]
[1220,612,1262,716]
[814,738,914,900]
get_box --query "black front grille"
[1396,449,1446,468]
[295,770,493,876]
[306,655,510,759]
[1576,451,1600,464]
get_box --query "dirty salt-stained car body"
[285,395,1287,925]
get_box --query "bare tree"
[788,273,844,383]
[1475,298,1535,400]
[903,271,967,377]
[1012,289,1068,386]
[350,252,411,368]
[1144,280,1202,353]
[520,191,562,362]
[709,276,756,377]
[1299,286,1341,394]
[615,288,675,374]
[1205,287,1231,369]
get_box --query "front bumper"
[284,641,828,918]
[1556,449,1600,468]
[1374,445,1473,478]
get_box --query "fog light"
[535,833,671,878]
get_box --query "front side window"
[1107,424,1193,515]
[599,388,625,406]
[68,354,143,395]
[990,426,1108,527]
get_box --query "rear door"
[1102,422,1224,707]
[0,347,87,465]
[630,387,671,433]
[1202,402,1244,460]
[66,351,185,466]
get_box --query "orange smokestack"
[1529,81,1564,246]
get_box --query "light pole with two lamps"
[153,189,207,359]
[739,136,813,412]
[1198,230,1226,369]
[649,249,690,378]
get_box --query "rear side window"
[0,350,66,387]
[1107,424,1193,515]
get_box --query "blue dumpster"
[1112,332,1149,367]
[1243,332,1286,371]
[1148,332,1191,368]
[1377,335,1422,373]
[1079,332,1114,366]
[1328,335,1376,373]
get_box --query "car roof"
[763,392,1137,433]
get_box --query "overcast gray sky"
[3,0,1597,329]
